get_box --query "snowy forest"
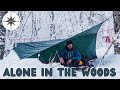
[0,11,120,59]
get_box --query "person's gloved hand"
[59,58,64,64]
[67,59,72,64]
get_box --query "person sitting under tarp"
[59,40,84,67]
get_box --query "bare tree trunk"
[113,11,120,54]
[0,11,7,60]
[50,11,56,40]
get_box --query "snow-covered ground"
[0,44,120,79]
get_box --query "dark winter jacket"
[59,48,82,61]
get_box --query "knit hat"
[66,40,73,46]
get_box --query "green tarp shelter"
[14,22,104,63]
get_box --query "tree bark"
[0,11,7,60]
[113,11,120,54]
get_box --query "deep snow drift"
[0,44,120,79]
